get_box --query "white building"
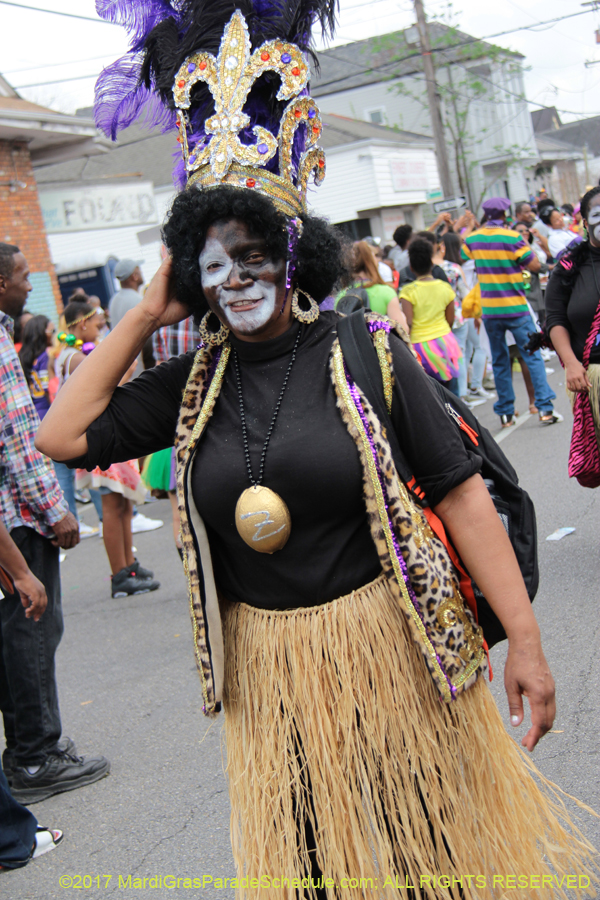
[313,23,538,213]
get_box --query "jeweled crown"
[172,11,325,217]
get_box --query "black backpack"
[337,311,538,648]
[336,287,370,316]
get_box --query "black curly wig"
[162,185,348,317]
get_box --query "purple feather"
[95,0,182,138]
[96,0,180,44]
[95,56,176,139]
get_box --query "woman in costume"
[545,185,600,482]
[37,2,597,897]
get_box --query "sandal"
[539,411,564,425]
[32,826,63,859]
[529,404,538,414]
[500,414,516,428]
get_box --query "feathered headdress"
[94,0,337,217]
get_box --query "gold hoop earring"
[291,288,319,324]
[198,311,229,346]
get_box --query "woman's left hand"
[504,634,555,751]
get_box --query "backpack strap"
[337,310,428,507]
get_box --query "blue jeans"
[0,527,64,766]
[53,462,78,520]
[484,315,556,417]
[0,765,37,868]
[453,322,469,397]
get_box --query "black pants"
[0,526,63,766]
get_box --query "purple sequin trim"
[286,216,302,291]
[367,320,392,333]
[344,363,456,699]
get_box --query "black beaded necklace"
[232,327,302,554]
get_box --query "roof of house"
[534,132,583,161]
[35,112,433,191]
[535,115,600,159]
[531,107,562,134]
[0,75,106,162]
[312,22,522,97]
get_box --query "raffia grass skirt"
[222,574,598,900]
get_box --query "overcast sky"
[0,0,598,125]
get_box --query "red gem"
[312,125,320,134]
[261,51,270,61]
[246,178,256,188]
[177,136,182,143]
[294,109,302,118]
[178,79,185,88]
[292,67,301,76]
[199,60,207,70]
[318,159,325,168]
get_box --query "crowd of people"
[333,190,588,431]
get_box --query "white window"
[365,107,386,125]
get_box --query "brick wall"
[0,140,63,317]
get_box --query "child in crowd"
[18,315,55,421]
[400,238,462,395]
[58,300,160,598]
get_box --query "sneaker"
[3,737,77,786]
[461,394,487,409]
[128,558,154,580]
[468,385,495,400]
[79,522,99,539]
[10,749,110,805]
[500,414,516,428]
[111,566,160,598]
[539,410,564,425]
[74,489,91,504]
[131,512,164,534]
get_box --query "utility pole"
[413,0,454,199]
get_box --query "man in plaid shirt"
[0,243,109,803]
[152,316,200,362]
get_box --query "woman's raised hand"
[139,258,190,329]
[565,359,592,393]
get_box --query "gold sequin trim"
[374,328,393,415]
[179,345,231,711]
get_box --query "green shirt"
[335,282,397,315]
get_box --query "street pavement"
[3,359,599,899]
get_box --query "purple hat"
[482,197,511,216]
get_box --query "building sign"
[390,160,428,193]
[40,182,158,233]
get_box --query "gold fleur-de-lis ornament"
[172,10,326,217]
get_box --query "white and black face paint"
[199,236,277,334]
[587,206,600,244]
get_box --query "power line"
[0,0,113,23]
[4,54,115,75]
[316,8,593,91]
[14,73,100,89]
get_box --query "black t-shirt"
[398,264,449,288]
[545,246,600,364]
[69,311,480,609]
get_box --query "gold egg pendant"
[235,485,291,554]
